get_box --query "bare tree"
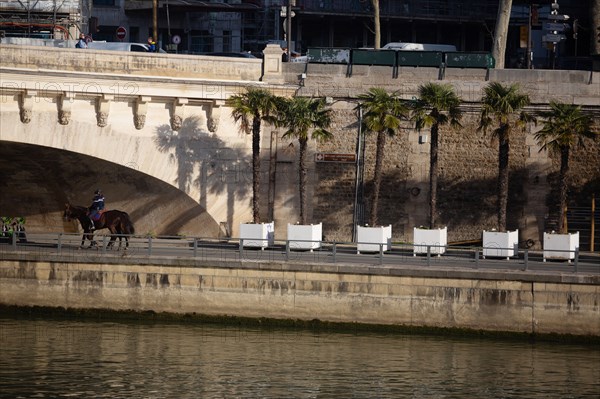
[492,0,513,69]
[372,0,381,49]
[593,0,600,55]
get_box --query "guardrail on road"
[1,232,598,276]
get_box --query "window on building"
[223,30,231,52]
[93,0,116,6]
[129,27,139,43]
[190,30,213,53]
[94,25,117,42]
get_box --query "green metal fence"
[351,49,397,66]
[307,48,351,64]
[396,51,443,67]
[444,52,495,69]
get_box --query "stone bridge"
[1,43,599,242]
[0,44,298,236]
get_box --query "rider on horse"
[88,189,105,231]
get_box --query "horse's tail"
[127,220,135,235]
[123,212,135,235]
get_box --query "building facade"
[1,1,596,68]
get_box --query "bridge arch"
[0,87,255,237]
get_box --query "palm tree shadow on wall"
[313,168,410,242]
[154,115,251,236]
[437,167,528,241]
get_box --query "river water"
[0,317,598,398]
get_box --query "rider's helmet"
[94,189,102,195]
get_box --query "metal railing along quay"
[1,232,598,276]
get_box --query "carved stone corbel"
[58,92,75,125]
[170,98,188,131]
[19,90,37,124]
[134,96,151,130]
[207,100,224,133]
[95,94,113,127]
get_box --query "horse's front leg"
[107,228,118,250]
[88,232,97,248]
[80,232,92,248]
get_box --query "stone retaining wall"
[1,257,598,337]
[299,79,600,245]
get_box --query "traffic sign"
[547,14,569,21]
[172,34,181,44]
[542,33,567,43]
[543,22,569,32]
[116,26,127,40]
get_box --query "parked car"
[203,52,257,58]
[382,42,457,52]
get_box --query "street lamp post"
[527,4,532,69]
[286,1,292,57]
[153,0,158,50]
[352,104,365,242]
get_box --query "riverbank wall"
[1,254,598,338]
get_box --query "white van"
[382,42,457,52]
[87,41,166,53]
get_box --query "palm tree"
[412,83,463,229]
[278,97,333,224]
[534,101,597,233]
[227,87,279,223]
[478,82,534,232]
[357,87,409,227]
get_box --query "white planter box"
[287,223,322,251]
[239,222,274,249]
[413,227,447,255]
[356,225,392,254]
[483,229,519,259]
[543,231,579,261]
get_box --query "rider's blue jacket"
[90,194,105,211]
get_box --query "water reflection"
[0,318,598,398]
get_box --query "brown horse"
[63,203,135,249]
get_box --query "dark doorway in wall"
[94,25,118,42]
[129,26,139,43]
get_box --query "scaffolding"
[0,0,81,39]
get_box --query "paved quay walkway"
[1,233,598,285]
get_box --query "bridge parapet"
[284,61,600,107]
[0,43,264,81]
